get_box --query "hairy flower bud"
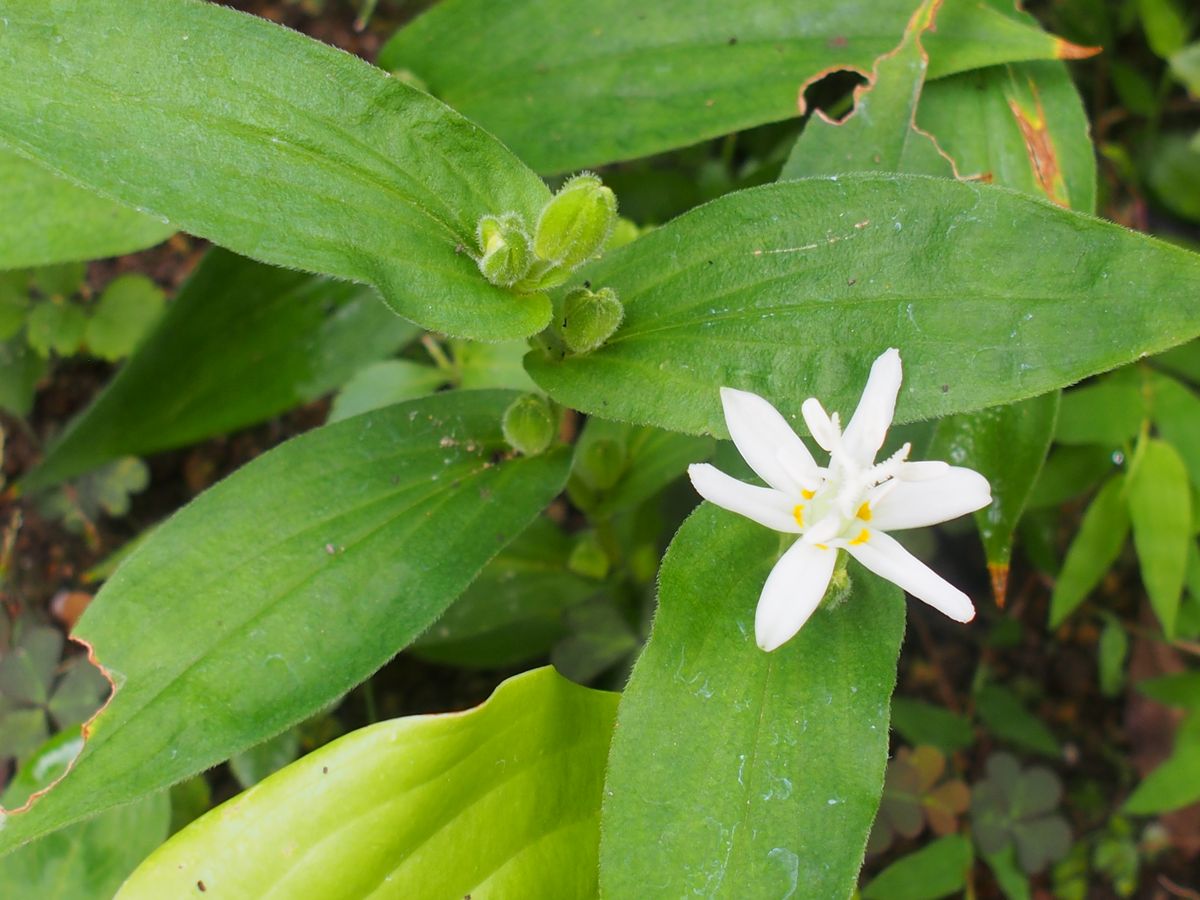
[501,393,556,456]
[533,173,617,271]
[475,213,532,287]
[559,285,624,353]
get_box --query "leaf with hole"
[380,0,1092,174]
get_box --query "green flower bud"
[567,532,610,581]
[476,213,532,287]
[533,173,617,270]
[559,286,624,353]
[501,393,556,456]
[576,438,626,491]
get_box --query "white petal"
[755,539,838,651]
[719,387,818,493]
[869,467,992,531]
[845,530,975,622]
[842,348,902,465]
[688,464,802,533]
[899,460,950,481]
[801,397,840,453]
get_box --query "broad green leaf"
[412,517,599,668]
[1124,711,1200,814]
[117,668,617,900]
[781,0,952,181]
[24,249,418,491]
[982,846,1032,900]
[328,359,447,423]
[1056,375,1146,445]
[1150,373,1200,488]
[975,684,1059,757]
[917,61,1098,213]
[1128,439,1191,636]
[526,175,1200,437]
[0,149,173,270]
[1049,476,1130,627]
[0,731,170,900]
[929,392,1059,592]
[0,0,553,340]
[600,506,905,898]
[84,274,166,362]
[861,834,973,900]
[890,697,976,753]
[0,391,571,855]
[380,0,1092,174]
[1136,671,1200,708]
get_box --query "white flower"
[688,348,991,652]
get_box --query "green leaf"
[982,845,1032,900]
[1124,711,1200,814]
[0,625,63,707]
[0,148,173,270]
[781,0,952,181]
[412,517,598,668]
[1049,476,1131,627]
[25,301,87,358]
[1128,439,1192,636]
[1144,133,1200,224]
[917,61,1098,213]
[1137,671,1200,708]
[84,274,166,362]
[1139,0,1189,59]
[24,250,418,491]
[0,0,553,340]
[1098,616,1129,697]
[1026,445,1116,510]
[891,697,976,753]
[1150,373,1200,488]
[229,729,300,790]
[0,732,169,900]
[0,272,29,341]
[930,392,1059,586]
[380,0,1090,174]
[526,175,1200,437]
[0,391,571,855]
[1171,43,1200,95]
[328,359,448,423]
[599,506,905,898]
[117,668,617,899]
[1057,376,1147,445]
[861,834,973,900]
[975,684,1059,757]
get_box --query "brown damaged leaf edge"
[989,563,1010,609]
[0,635,117,817]
[1054,36,1101,61]
[1007,78,1070,208]
[796,0,966,177]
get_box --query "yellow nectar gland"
[850,529,871,545]
[856,502,872,521]
[793,504,805,527]
[801,489,816,499]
